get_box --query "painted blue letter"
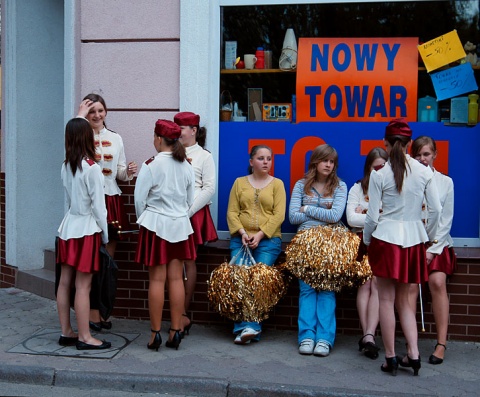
[382,44,400,71]
[324,86,342,118]
[305,86,322,117]
[354,44,378,71]
[345,86,369,117]
[368,86,387,117]
[311,44,329,71]
[332,43,351,72]
[390,86,407,117]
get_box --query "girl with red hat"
[363,118,442,376]
[174,112,218,338]
[134,119,196,351]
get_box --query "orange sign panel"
[296,37,419,122]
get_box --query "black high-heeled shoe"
[380,356,399,376]
[358,334,380,359]
[165,328,181,350]
[147,329,162,352]
[180,313,193,339]
[429,342,446,365]
[399,355,422,376]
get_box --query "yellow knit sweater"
[227,176,286,238]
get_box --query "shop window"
[220,1,480,121]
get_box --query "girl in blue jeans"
[289,144,347,356]
[226,145,286,345]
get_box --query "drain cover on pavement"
[7,328,139,359]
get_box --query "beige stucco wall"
[79,0,181,166]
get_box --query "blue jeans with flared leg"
[230,236,282,336]
[297,280,336,347]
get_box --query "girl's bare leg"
[429,271,449,359]
[56,264,77,338]
[75,270,104,345]
[148,265,167,345]
[376,277,397,359]
[167,259,185,340]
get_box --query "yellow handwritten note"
[418,30,466,72]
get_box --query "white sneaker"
[234,333,249,344]
[313,341,330,357]
[298,339,315,355]
[234,327,260,345]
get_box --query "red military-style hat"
[385,118,412,138]
[154,119,181,140]
[174,111,200,127]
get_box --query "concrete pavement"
[0,287,479,396]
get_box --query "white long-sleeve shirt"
[363,155,441,248]
[58,159,109,244]
[94,127,133,196]
[346,182,369,233]
[185,143,216,217]
[425,170,454,255]
[134,152,195,243]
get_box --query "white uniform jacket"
[346,182,369,234]
[363,155,441,248]
[185,143,216,217]
[58,158,109,244]
[425,170,454,255]
[135,152,195,243]
[94,127,133,196]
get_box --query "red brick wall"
[113,180,480,342]
[0,172,17,288]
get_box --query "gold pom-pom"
[285,225,372,292]
[207,262,288,322]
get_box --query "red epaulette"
[145,156,155,165]
[85,158,95,166]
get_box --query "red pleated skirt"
[105,194,131,241]
[56,233,102,273]
[135,226,197,267]
[368,237,428,284]
[190,205,218,245]
[429,246,457,276]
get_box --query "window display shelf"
[220,69,296,74]
[418,64,480,71]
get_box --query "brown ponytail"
[170,139,187,162]
[385,135,411,193]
